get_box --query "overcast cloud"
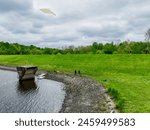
[0,0,150,48]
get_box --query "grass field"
[0,54,150,112]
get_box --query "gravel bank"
[44,72,118,113]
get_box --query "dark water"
[0,69,65,113]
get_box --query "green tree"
[103,43,116,54]
[145,28,150,42]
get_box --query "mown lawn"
[0,54,150,112]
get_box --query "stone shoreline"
[0,65,118,113]
[39,71,118,113]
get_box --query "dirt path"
[0,65,16,71]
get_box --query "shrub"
[108,87,125,112]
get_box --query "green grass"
[0,54,150,112]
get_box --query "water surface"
[0,69,65,113]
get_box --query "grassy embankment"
[0,54,150,112]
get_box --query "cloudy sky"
[0,0,150,48]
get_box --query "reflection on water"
[17,80,37,92]
[0,69,65,113]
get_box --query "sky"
[0,0,150,48]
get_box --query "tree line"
[1,41,150,55]
[0,41,61,55]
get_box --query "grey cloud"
[78,22,127,38]
[41,33,79,43]
[0,14,32,34]
[0,0,32,13]
[32,22,44,28]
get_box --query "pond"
[0,69,65,113]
